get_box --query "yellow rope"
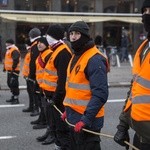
[53,105,139,150]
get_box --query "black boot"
[30,119,40,125]
[30,109,39,117]
[42,134,55,145]
[6,96,14,103]
[33,122,47,129]
[22,107,33,112]
[36,128,50,142]
[11,97,19,105]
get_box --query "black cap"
[69,21,90,37]
[38,37,49,47]
[6,39,14,44]
[46,24,65,40]
[141,0,150,14]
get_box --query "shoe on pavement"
[41,134,55,145]
[30,110,39,117]
[6,96,14,103]
[11,99,19,105]
[33,123,47,129]
[36,130,50,142]
[22,107,33,113]
[30,119,40,125]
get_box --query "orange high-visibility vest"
[63,46,108,118]
[124,39,150,121]
[22,52,30,77]
[4,46,20,71]
[36,48,52,86]
[40,43,72,92]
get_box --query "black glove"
[114,129,130,150]
[46,98,55,106]
[10,77,18,87]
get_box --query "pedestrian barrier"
[53,104,139,150]
[128,54,133,67]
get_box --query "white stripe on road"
[0,136,16,140]
[0,104,25,108]
[0,99,125,108]
[107,99,125,102]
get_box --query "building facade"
[0,0,145,59]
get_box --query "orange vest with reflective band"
[36,48,52,86]
[40,43,72,92]
[4,46,20,71]
[124,39,150,121]
[63,46,108,118]
[22,52,30,77]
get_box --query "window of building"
[14,0,51,11]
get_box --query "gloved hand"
[10,77,18,87]
[11,69,15,75]
[74,121,85,133]
[114,129,130,150]
[46,98,55,106]
[61,111,67,121]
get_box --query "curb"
[0,82,131,90]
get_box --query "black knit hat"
[38,37,49,47]
[141,0,150,14]
[29,27,41,39]
[69,21,90,37]
[6,39,14,44]
[46,24,65,40]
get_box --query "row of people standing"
[21,21,109,150]
[3,2,150,148]
[3,0,150,149]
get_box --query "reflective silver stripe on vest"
[45,69,57,76]
[68,82,90,90]
[64,97,89,106]
[36,70,44,74]
[37,79,43,83]
[135,76,150,89]
[43,79,57,87]
[132,95,150,104]
[5,64,12,67]
[5,59,13,62]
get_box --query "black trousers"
[7,72,19,96]
[48,105,71,150]
[69,128,101,150]
[26,80,34,109]
[28,80,39,111]
[133,133,150,150]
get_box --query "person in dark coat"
[114,1,150,150]
[28,27,41,117]
[4,39,21,104]
[62,21,109,150]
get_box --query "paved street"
[0,87,135,150]
[0,61,135,150]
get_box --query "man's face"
[69,31,81,42]
[37,42,46,52]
